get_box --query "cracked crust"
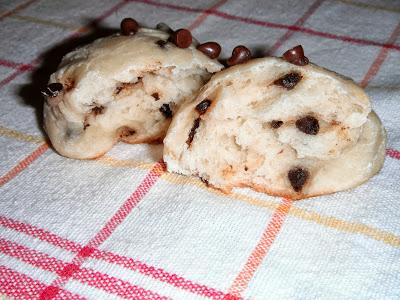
[163,57,386,199]
[43,27,223,159]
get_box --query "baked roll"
[43,19,223,159]
[163,46,386,199]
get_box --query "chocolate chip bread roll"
[163,46,386,199]
[43,19,223,159]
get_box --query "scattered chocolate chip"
[244,166,248,171]
[120,18,139,36]
[271,120,283,128]
[186,118,200,146]
[41,83,63,97]
[160,103,173,118]
[282,45,309,66]
[274,72,302,90]
[227,45,252,66]
[91,105,105,116]
[288,167,309,192]
[296,116,319,135]
[152,92,160,100]
[118,126,136,138]
[156,40,168,48]
[169,29,192,48]
[83,121,90,130]
[197,42,221,59]
[195,99,212,115]
[156,22,173,33]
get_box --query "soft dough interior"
[164,57,386,199]
[44,29,222,159]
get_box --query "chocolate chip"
[120,18,139,36]
[91,105,104,116]
[152,92,160,100]
[227,45,251,66]
[274,72,302,90]
[160,103,173,118]
[296,116,319,135]
[282,45,309,66]
[156,40,168,48]
[195,99,212,115]
[118,126,136,138]
[186,118,200,146]
[156,22,173,33]
[169,29,192,48]
[41,83,63,97]
[271,120,283,128]
[288,167,309,192]
[197,42,221,59]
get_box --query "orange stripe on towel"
[0,143,49,187]
[227,198,292,298]
[0,0,39,21]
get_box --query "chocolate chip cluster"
[120,18,223,60]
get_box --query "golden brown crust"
[53,130,166,160]
[120,133,165,145]
[204,180,334,200]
